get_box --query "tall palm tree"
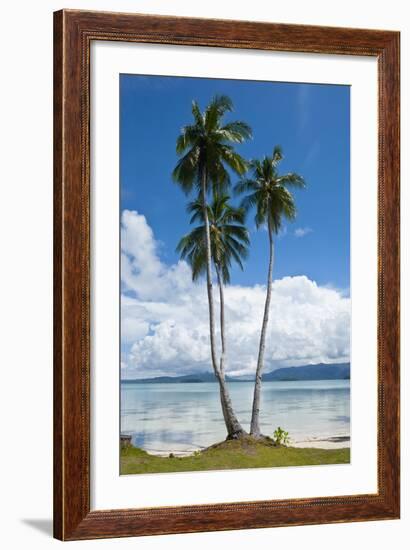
[177,193,250,378]
[173,96,251,438]
[235,146,305,437]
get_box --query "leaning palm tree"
[173,96,252,439]
[235,146,305,437]
[177,194,250,380]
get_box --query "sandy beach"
[135,433,350,457]
[291,435,350,449]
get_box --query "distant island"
[121,363,350,384]
[263,363,350,381]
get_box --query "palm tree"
[177,193,250,378]
[173,96,252,438]
[235,146,305,437]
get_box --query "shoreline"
[130,434,350,457]
[291,435,350,450]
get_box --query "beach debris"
[120,434,132,448]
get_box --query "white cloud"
[121,210,350,379]
[121,317,150,344]
[294,226,313,238]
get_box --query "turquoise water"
[121,380,350,453]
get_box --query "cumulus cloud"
[294,226,313,238]
[121,210,350,379]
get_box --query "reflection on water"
[121,380,350,453]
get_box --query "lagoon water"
[121,380,350,454]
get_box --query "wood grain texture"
[53,10,63,541]
[53,9,400,541]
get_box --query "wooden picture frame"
[53,9,400,541]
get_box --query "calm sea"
[121,379,350,454]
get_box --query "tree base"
[249,432,271,442]
[225,429,248,441]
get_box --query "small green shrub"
[273,427,290,446]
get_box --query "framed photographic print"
[54,9,400,540]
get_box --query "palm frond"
[235,146,305,234]
[211,94,234,116]
[191,248,207,281]
[203,95,233,132]
[220,263,231,285]
[217,145,249,176]
[234,178,259,196]
[272,145,283,166]
[176,124,201,154]
[172,147,200,193]
[176,192,249,284]
[277,172,305,188]
[217,121,253,143]
[226,235,249,258]
[191,100,204,128]
[186,199,208,224]
[225,241,245,270]
[174,94,251,201]
[223,223,250,245]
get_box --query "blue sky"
[120,74,350,292]
[120,74,351,377]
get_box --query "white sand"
[291,435,350,449]
[142,447,203,457]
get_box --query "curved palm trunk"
[201,170,245,438]
[215,265,245,436]
[216,266,226,378]
[250,218,274,437]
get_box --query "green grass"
[120,436,350,475]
